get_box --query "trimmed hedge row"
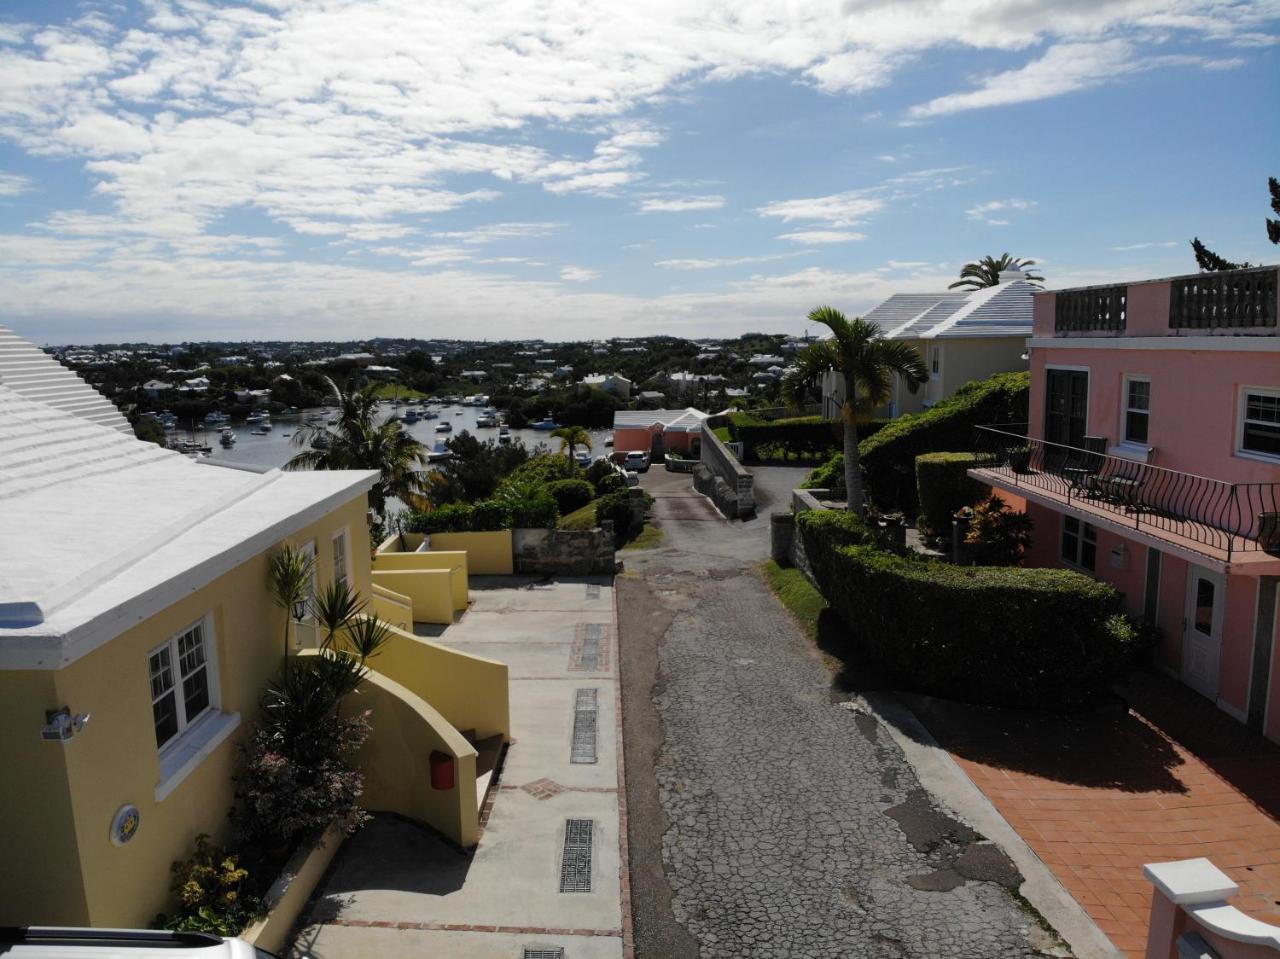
[796,509,1137,709]
[404,496,558,533]
[915,452,991,535]
[803,371,1028,508]
[547,478,595,514]
[727,412,854,461]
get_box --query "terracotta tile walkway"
[909,671,1280,958]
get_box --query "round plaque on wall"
[110,804,140,846]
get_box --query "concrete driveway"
[293,575,625,959]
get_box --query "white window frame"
[930,346,941,375]
[148,615,220,754]
[1236,385,1280,464]
[1120,374,1151,447]
[332,526,351,591]
[1060,515,1098,572]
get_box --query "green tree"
[267,542,316,674]
[948,253,1043,290]
[1190,175,1280,271]
[287,376,430,514]
[782,307,928,513]
[551,424,592,461]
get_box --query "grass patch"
[622,524,663,550]
[372,382,429,400]
[761,560,828,638]
[557,500,599,530]
[713,425,731,442]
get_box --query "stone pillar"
[770,512,795,566]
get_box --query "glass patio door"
[1044,369,1089,449]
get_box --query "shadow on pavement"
[811,608,1192,796]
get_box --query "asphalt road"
[616,466,1065,958]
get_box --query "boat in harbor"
[246,410,268,423]
[219,429,236,447]
[435,421,452,433]
[498,425,511,444]
[426,440,453,463]
[421,409,438,420]
[204,410,229,427]
[250,427,269,436]
[403,409,420,424]
[530,418,558,431]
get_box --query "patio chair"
[1061,435,1107,493]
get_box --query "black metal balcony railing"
[972,425,1280,561]
[1170,267,1278,330]
[1055,284,1127,333]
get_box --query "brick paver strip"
[314,918,623,937]
[912,687,1280,959]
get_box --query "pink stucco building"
[612,408,709,457]
[970,266,1280,739]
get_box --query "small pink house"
[970,266,1280,739]
[612,408,709,458]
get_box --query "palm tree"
[948,253,1043,290]
[782,307,928,513]
[551,425,592,462]
[287,377,430,514]
[267,543,316,674]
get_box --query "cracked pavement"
[617,466,1067,958]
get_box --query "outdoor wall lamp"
[1020,349,1031,361]
[292,599,308,621]
[41,706,90,743]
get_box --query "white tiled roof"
[612,408,710,430]
[869,279,1035,340]
[0,329,378,665]
[0,325,132,433]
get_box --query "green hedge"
[404,495,557,533]
[795,509,1136,709]
[803,372,1027,507]
[915,452,991,535]
[727,412,844,461]
[547,478,595,514]
[597,490,637,547]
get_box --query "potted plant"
[1007,445,1033,473]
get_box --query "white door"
[1182,565,1225,699]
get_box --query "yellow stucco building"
[0,327,509,929]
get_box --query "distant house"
[233,388,272,403]
[657,371,726,396]
[749,353,785,367]
[821,267,1035,419]
[142,379,172,398]
[612,407,710,457]
[460,370,487,382]
[181,376,211,393]
[580,372,633,399]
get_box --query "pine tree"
[1190,175,1279,272]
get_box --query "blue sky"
[0,0,1277,344]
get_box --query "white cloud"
[560,265,599,282]
[638,195,726,213]
[655,252,806,270]
[432,221,564,244]
[0,172,32,196]
[966,198,1037,225]
[1111,240,1179,251]
[777,230,866,244]
[757,191,884,228]
[908,39,1252,120]
[805,49,897,94]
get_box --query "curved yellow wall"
[429,531,514,574]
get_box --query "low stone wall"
[240,821,346,954]
[698,427,754,518]
[513,523,617,575]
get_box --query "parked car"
[623,450,650,473]
[0,927,278,957]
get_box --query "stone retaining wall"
[699,427,754,518]
[513,523,618,575]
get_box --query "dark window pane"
[154,692,178,748]
[1194,578,1215,635]
[1080,539,1096,571]
[1126,410,1149,443]
[1246,393,1280,423]
[183,667,210,721]
[1242,422,1280,456]
[1127,379,1150,411]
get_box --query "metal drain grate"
[585,583,601,599]
[571,688,598,764]
[523,949,565,959]
[558,818,594,893]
